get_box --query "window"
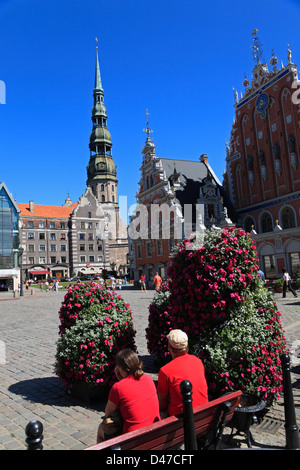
[79,233,85,240]
[244,217,255,233]
[207,204,215,219]
[28,257,34,264]
[28,221,34,228]
[102,195,105,202]
[60,245,66,251]
[49,233,56,240]
[282,207,296,229]
[157,240,163,255]
[80,244,85,251]
[80,222,85,229]
[146,242,152,257]
[39,222,44,228]
[39,245,46,252]
[263,255,276,278]
[290,252,300,277]
[98,255,103,262]
[60,222,65,229]
[61,256,67,263]
[88,244,94,251]
[50,244,56,252]
[39,257,46,264]
[137,245,142,259]
[28,245,34,252]
[28,232,34,239]
[88,233,94,240]
[80,256,86,263]
[88,212,91,219]
[89,256,95,262]
[49,222,55,229]
[88,222,93,229]
[60,233,66,240]
[50,256,56,263]
[236,164,243,201]
[39,233,45,240]
[261,213,273,233]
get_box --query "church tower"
[85,40,128,276]
[87,41,118,205]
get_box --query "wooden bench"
[84,390,242,451]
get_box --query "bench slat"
[85,390,241,451]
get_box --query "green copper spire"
[94,38,103,91]
[87,40,118,204]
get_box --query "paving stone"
[0,287,299,450]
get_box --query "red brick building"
[223,39,300,279]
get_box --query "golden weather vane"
[95,37,98,49]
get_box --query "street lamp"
[19,246,24,297]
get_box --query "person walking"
[153,272,162,290]
[282,268,298,298]
[258,268,265,285]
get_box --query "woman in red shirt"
[97,349,160,442]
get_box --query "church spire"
[86,40,118,204]
[94,38,103,91]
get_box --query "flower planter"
[68,381,109,405]
[227,393,266,447]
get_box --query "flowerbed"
[55,282,136,390]
[146,227,287,403]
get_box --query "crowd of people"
[96,329,208,443]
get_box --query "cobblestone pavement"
[0,287,299,450]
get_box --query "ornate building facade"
[223,34,300,278]
[129,119,236,284]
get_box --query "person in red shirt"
[157,329,208,416]
[153,272,162,290]
[97,349,160,442]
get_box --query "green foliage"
[55,282,136,389]
[147,227,287,403]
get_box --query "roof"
[160,157,208,183]
[0,181,20,213]
[17,202,78,219]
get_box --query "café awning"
[29,270,50,275]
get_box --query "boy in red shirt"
[157,329,208,416]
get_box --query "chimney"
[29,200,34,213]
[200,154,208,163]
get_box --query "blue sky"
[0,0,299,216]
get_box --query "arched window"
[236,164,243,202]
[261,212,273,233]
[282,207,296,229]
[101,195,105,202]
[244,217,255,233]
[101,184,104,191]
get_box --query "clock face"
[255,93,269,118]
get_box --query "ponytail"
[116,349,144,380]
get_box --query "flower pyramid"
[55,282,136,390]
[147,227,287,403]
